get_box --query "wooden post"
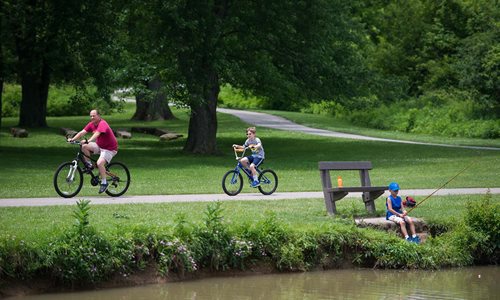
[320,169,336,215]
[360,169,376,214]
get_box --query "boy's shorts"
[246,155,264,167]
[88,142,117,163]
[388,215,411,223]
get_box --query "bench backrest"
[319,161,374,188]
[318,161,373,171]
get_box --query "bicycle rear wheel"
[222,170,243,196]
[54,162,83,198]
[258,169,278,195]
[105,162,131,197]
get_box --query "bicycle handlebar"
[67,138,88,145]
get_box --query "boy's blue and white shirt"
[244,137,265,158]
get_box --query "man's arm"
[87,131,101,143]
[69,129,88,142]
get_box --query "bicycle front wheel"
[54,162,83,198]
[105,162,131,197]
[258,169,278,195]
[222,170,243,196]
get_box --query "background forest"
[1,0,499,153]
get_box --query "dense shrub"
[341,89,500,139]
[300,100,346,117]
[463,193,500,264]
[49,200,135,284]
[218,85,267,109]
[1,84,113,118]
[0,236,48,280]
[191,202,234,271]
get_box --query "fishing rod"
[407,159,476,214]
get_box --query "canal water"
[12,266,498,299]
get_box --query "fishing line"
[407,159,477,214]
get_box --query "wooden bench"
[319,161,388,215]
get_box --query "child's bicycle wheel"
[258,169,278,195]
[222,170,243,196]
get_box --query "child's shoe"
[405,237,412,243]
[251,180,260,188]
[412,236,421,244]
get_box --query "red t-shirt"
[84,119,118,151]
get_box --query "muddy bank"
[0,262,284,298]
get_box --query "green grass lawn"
[2,193,497,243]
[0,104,499,198]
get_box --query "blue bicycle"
[222,147,278,196]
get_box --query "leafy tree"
[1,0,120,127]
[358,0,498,118]
[132,0,366,154]
[452,0,499,116]
[115,2,176,121]
[0,0,18,128]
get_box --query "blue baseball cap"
[389,182,400,191]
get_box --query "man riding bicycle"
[68,109,118,193]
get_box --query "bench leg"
[362,192,376,214]
[323,191,337,215]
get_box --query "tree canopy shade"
[133,0,366,154]
[1,0,120,127]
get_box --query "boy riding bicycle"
[232,127,264,188]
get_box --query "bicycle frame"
[68,141,111,182]
[232,147,263,182]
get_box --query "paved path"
[1,188,498,207]
[217,108,500,151]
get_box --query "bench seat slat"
[319,161,373,171]
[326,186,388,193]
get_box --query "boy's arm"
[248,143,261,149]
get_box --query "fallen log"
[60,127,77,138]
[159,133,183,141]
[11,127,29,138]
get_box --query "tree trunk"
[18,61,49,127]
[0,0,3,128]
[132,79,175,121]
[0,79,3,128]
[183,72,219,154]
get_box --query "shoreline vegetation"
[1,196,498,298]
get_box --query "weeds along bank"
[0,196,498,293]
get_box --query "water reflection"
[13,266,498,300]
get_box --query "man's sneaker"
[99,183,109,194]
[84,162,94,171]
[412,236,421,244]
[251,180,260,188]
